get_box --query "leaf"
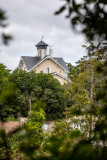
[55,5,66,15]
[72,16,79,25]
[70,140,93,160]
[66,7,73,18]
[72,0,77,11]
[70,129,81,139]
[2,33,13,45]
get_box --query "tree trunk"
[29,98,32,111]
[91,68,94,100]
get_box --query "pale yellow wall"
[32,58,65,76]
[53,74,68,85]
[19,60,26,70]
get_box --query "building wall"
[53,74,68,85]
[32,58,65,76]
[18,60,26,70]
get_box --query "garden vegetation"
[0,0,107,159]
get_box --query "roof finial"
[41,36,44,41]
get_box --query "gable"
[32,58,65,75]
[21,56,69,72]
[21,56,41,71]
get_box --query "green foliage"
[35,44,107,160]
[35,72,62,92]
[8,130,27,159]
[69,140,93,160]
[0,63,9,94]
[0,63,9,79]
[54,119,72,136]
[6,100,46,159]
[28,101,46,124]
[0,130,11,160]
[0,82,17,121]
[70,129,81,139]
[18,101,46,159]
[64,80,89,111]
[0,45,106,160]
[5,115,16,121]
[32,129,82,160]
[9,70,66,120]
[9,69,37,94]
[0,64,17,121]
[0,1,107,159]
[67,63,79,80]
[0,82,16,103]
[42,88,65,120]
[36,73,66,120]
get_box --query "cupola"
[35,40,48,59]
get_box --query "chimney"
[49,46,53,57]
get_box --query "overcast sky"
[0,0,87,70]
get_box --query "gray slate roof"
[21,56,69,72]
[35,40,48,46]
[53,57,68,71]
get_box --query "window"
[64,71,68,77]
[47,67,50,73]
[46,67,51,74]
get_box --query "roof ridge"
[22,56,34,57]
[53,57,62,59]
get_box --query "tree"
[9,70,66,120]
[19,100,46,159]
[35,72,66,120]
[0,63,16,121]
[0,63,9,92]
[26,44,107,160]
[9,69,37,95]
[9,69,37,117]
